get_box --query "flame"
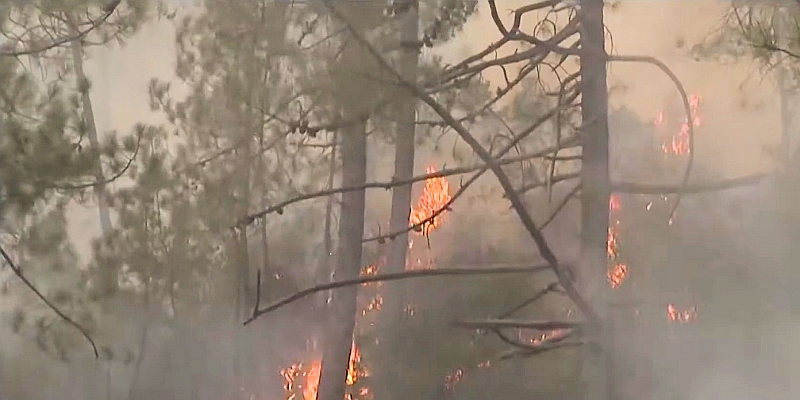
[281,342,365,400]
[410,166,452,236]
[607,226,619,259]
[607,193,628,288]
[667,303,698,323]
[607,263,628,289]
[657,94,702,156]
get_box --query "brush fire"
[280,166,452,400]
[280,94,705,400]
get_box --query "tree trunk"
[320,131,339,312]
[377,2,419,399]
[775,5,800,319]
[67,19,115,296]
[316,119,367,400]
[316,22,369,400]
[578,1,611,400]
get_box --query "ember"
[667,303,698,323]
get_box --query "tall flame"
[410,166,452,236]
[281,342,365,400]
[607,194,628,289]
[656,94,703,156]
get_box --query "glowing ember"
[444,368,464,390]
[444,359,492,392]
[607,227,618,259]
[607,263,629,289]
[529,328,571,345]
[610,194,621,211]
[359,263,383,315]
[361,295,383,315]
[410,166,452,236]
[667,303,698,323]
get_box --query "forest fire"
[655,94,703,155]
[410,166,452,236]
[607,194,628,289]
[281,167,453,400]
[281,342,367,400]
[280,261,382,400]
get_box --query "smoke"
[2,1,798,400]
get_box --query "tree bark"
[320,131,338,312]
[316,118,367,400]
[316,11,370,400]
[578,1,611,400]
[378,1,419,399]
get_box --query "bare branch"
[0,245,99,358]
[243,263,555,325]
[514,172,580,195]
[241,137,579,226]
[498,282,563,318]
[611,173,770,194]
[322,2,598,324]
[50,129,144,191]
[454,319,582,331]
[538,184,580,229]
[0,1,121,57]
[607,54,697,219]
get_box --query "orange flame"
[607,263,628,289]
[410,166,452,236]
[607,226,619,259]
[281,342,365,400]
[658,94,702,156]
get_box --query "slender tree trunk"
[317,119,367,400]
[67,17,115,400]
[320,131,339,311]
[67,20,115,295]
[775,5,800,320]
[316,21,369,400]
[377,2,419,399]
[578,1,611,400]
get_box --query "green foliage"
[692,4,800,85]
[0,0,154,365]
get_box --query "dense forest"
[0,1,798,400]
